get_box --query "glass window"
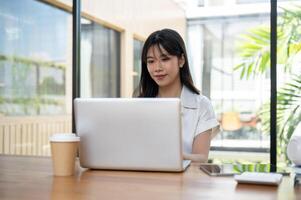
[0,0,72,156]
[276,1,301,167]
[133,39,144,95]
[188,1,301,167]
[81,18,121,98]
[188,12,270,155]
[0,0,71,116]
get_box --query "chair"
[221,112,242,131]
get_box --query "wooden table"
[0,156,300,200]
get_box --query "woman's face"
[146,45,184,88]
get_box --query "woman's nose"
[154,61,163,72]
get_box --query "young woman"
[137,29,220,162]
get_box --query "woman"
[137,29,220,162]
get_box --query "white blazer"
[180,86,220,154]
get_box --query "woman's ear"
[179,54,185,68]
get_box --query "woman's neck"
[157,82,183,98]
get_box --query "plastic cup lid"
[49,133,80,142]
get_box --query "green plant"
[0,54,66,115]
[260,75,301,162]
[234,6,301,163]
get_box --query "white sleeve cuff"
[195,118,220,139]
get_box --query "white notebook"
[234,172,283,186]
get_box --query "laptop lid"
[74,98,185,171]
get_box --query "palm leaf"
[233,6,301,163]
[259,75,301,163]
[234,7,301,80]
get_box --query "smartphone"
[199,163,290,176]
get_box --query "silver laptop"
[74,98,191,172]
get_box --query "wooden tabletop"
[0,155,300,200]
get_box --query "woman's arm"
[183,129,211,162]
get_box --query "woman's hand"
[183,153,207,163]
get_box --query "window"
[188,12,270,152]
[188,1,301,166]
[133,39,144,94]
[81,18,121,98]
[0,0,72,156]
[276,1,301,166]
[0,0,71,116]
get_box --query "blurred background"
[0,0,300,168]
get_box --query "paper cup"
[50,133,80,176]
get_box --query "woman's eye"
[147,60,154,64]
[161,57,170,61]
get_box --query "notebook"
[234,172,283,186]
[74,98,191,172]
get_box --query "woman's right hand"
[183,153,207,163]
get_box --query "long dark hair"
[137,28,199,97]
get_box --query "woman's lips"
[154,74,167,80]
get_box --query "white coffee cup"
[49,133,80,176]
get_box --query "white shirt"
[180,86,220,154]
